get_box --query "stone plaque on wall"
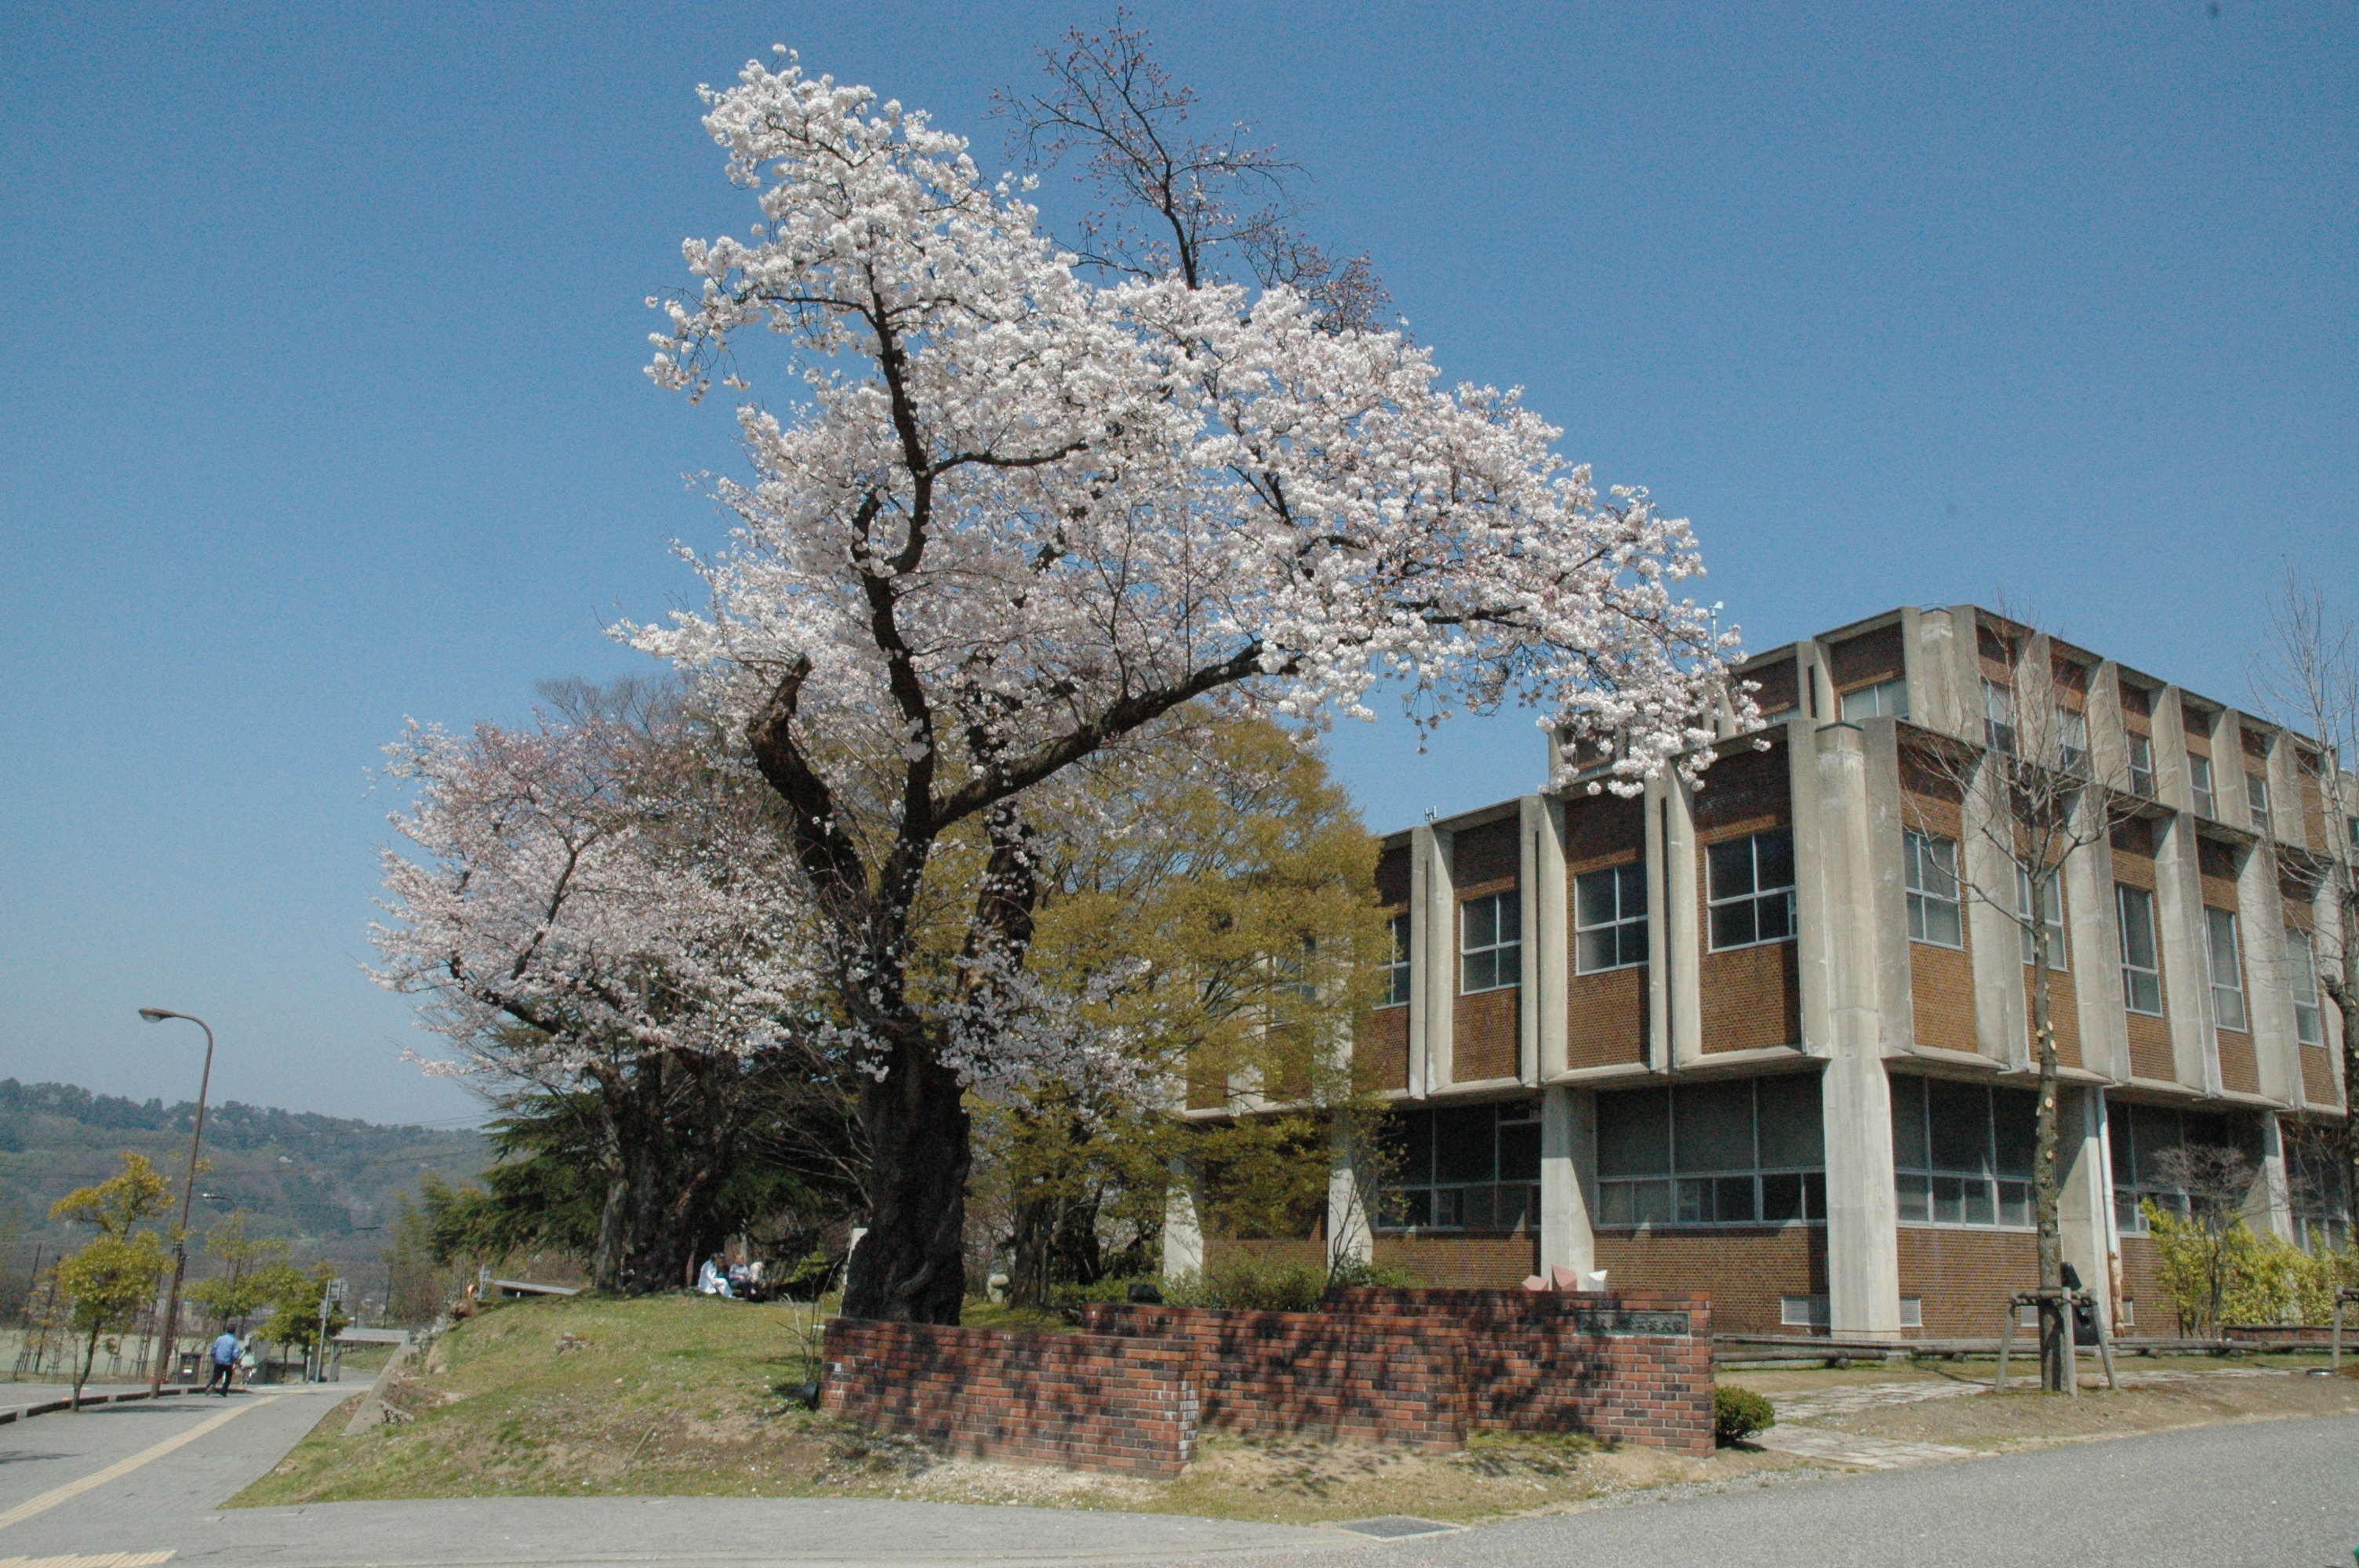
[1572,1308,1692,1338]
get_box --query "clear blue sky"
[2,2,2350,1124]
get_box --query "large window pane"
[1708,837,1757,898]
[1433,1103,1497,1185]
[1576,869,1619,929]
[1710,900,1757,949]
[1598,1088,1671,1178]
[1755,828,1795,891]
[1991,1087,2037,1181]
[1674,1080,1756,1173]
[1755,1073,1826,1167]
[1928,1080,1995,1176]
[1497,1119,1541,1182]
[1889,1074,1929,1170]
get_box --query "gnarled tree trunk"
[844,1037,970,1323]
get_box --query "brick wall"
[2217,1029,2260,1094]
[1896,1228,2039,1337]
[2024,965,2084,1071]
[822,1319,1197,1479]
[1453,818,1521,884]
[1204,1237,1326,1274]
[1079,1303,1467,1451]
[1361,1004,1409,1093]
[1329,1289,1715,1457]
[1592,1226,1823,1336]
[1372,1232,1540,1288]
[1568,964,1648,1069]
[1456,985,1521,1080]
[1902,762,1978,1056]
[2302,1044,2340,1108]
[1829,625,1904,692]
[1701,941,1802,1052]
[2118,1233,2170,1334]
[1750,656,1799,717]
[2114,820,2176,1081]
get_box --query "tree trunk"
[1008,1189,1054,1308]
[588,1050,739,1296]
[2031,938,2068,1393]
[843,1034,970,1324]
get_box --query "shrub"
[1715,1386,1774,1445]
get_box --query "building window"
[1891,1075,2037,1229]
[2205,907,2246,1032]
[2111,1102,2239,1234]
[2116,884,2164,1018]
[1904,830,1963,948]
[1781,1294,1830,1328]
[1460,892,1521,993]
[1377,1100,1540,1232]
[1575,862,1648,974]
[1596,1076,1826,1228]
[1381,913,1411,1008]
[2058,707,2089,775]
[2189,754,2215,818]
[2245,771,2272,837]
[2289,927,2324,1047]
[1841,677,1909,721]
[1983,679,2018,754]
[2128,733,2155,797]
[1707,828,1796,951]
[2016,866,2067,970]
[2288,1137,2352,1254]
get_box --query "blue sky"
[2,2,2350,1124]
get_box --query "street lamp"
[138,1007,215,1394]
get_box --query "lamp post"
[138,1007,214,1394]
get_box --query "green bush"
[1715,1386,1775,1445]
[1143,1255,1427,1314]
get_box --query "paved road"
[1,1380,2351,1567]
[1354,1414,2359,1568]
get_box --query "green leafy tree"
[258,1261,348,1361]
[185,1210,289,1330]
[49,1152,173,1407]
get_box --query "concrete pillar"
[2255,1115,2296,1244]
[1790,720,1838,1057]
[1521,795,1554,1086]
[1539,1084,1596,1279]
[1409,823,1453,1097]
[1822,1049,1903,1338]
[2066,793,2129,1083]
[1327,1122,1374,1269]
[2152,813,2215,1090]
[1661,776,1703,1066]
[1161,1165,1204,1282]
[1961,753,2030,1068]
[2236,844,2298,1104]
[2056,1087,2115,1332]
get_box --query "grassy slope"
[231,1293,1776,1523]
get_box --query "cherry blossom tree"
[632,40,1750,1323]
[369,681,820,1293]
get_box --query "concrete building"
[1178,604,2353,1338]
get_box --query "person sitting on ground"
[696,1254,733,1298]
[207,1328,240,1396]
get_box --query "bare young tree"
[2253,572,2359,1225]
[2148,1143,2259,1335]
[1916,611,2145,1390]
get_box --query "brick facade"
[822,1320,1197,1478]
[1329,1289,1715,1456]
[1567,964,1648,1069]
[1592,1226,1823,1336]
[1372,1232,1540,1288]
[1078,1303,1467,1450]
[1896,1227,2041,1338]
[1361,1004,1409,1094]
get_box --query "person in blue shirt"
[208,1330,240,1396]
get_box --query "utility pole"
[137,1008,215,1395]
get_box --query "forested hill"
[0,1079,489,1303]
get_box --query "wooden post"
[2088,1290,2118,1391]
[1996,1296,2017,1391]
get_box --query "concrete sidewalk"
[9,1494,1365,1566]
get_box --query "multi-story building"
[1171,604,2353,1338]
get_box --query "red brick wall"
[1361,1004,1409,1093]
[1329,1289,1715,1457]
[1591,1227,1823,1336]
[1078,1304,1467,1451]
[1896,1228,2039,1338]
[1453,818,1521,884]
[2025,966,2083,1071]
[2114,821,2176,1081]
[1456,985,1521,1081]
[1830,625,1904,692]
[1568,964,1648,1069]
[1902,760,1979,1057]
[1372,1232,1541,1288]
[1694,743,1799,1052]
[2302,1044,2341,1108]
[1376,845,1412,907]
[2217,1029,2260,1094]
[2117,1234,2169,1334]
[1749,656,1799,717]
[822,1320,1197,1478]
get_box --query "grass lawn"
[233,1294,2359,1526]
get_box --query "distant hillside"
[0,1079,489,1316]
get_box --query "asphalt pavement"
[0,1375,2352,1568]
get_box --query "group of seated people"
[695,1254,767,1301]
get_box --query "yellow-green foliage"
[2144,1201,2359,1332]
[49,1151,175,1399]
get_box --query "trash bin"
[176,1349,201,1382]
